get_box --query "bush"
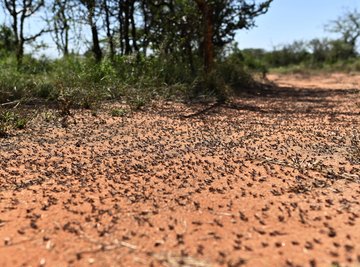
[0,69,36,103]
[111,108,127,117]
[0,50,264,109]
[0,109,29,137]
[20,55,53,74]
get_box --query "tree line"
[1,2,359,108]
[0,0,272,71]
[235,9,360,73]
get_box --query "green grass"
[270,58,360,75]
[111,108,128,117]
[0,109,29,137]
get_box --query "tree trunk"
[10,0,20,67]
[140,1,149,56]
[90,22,102,62]
[64,22,69,56]
[103,0,115,60]
[130,0,138,52]
[203,4,214,72]
[123,0,132,55]
[87,3,102,62]
[11,14,22,68]
[60,1,69,57]
[185,38,195,75]
[16,41,24,69]
[194,0,214,72]
[118,1,124,55]
[18,5,26,69]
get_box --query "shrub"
[0,69,36,103]
[0,109,29,137]
[0,50,264,108]
[111,108,127,117]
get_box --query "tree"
[48,0,74,57]
[193,0,273,72]
[326,9,360,57]
[328,39,354,62]
[138,0,151,56]
[117,0,138,55]
[77,0,102,62]
[308,38,331,64]
[2,0,47,67]
[102,0,116,60]
[137,0,272,76]
[193,0,214,72]
[146,1,200,53]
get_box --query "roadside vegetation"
[0,0,275,136]
[0,2,360,136]
[242,9,360,74]
[0,1,273,109]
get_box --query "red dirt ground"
[0,73,359,267]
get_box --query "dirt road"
[0,73,359,266]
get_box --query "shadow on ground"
[178,84,360,118]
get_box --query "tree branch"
[23,28,50,42]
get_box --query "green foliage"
[238,37,360,73]
[0,47,268,110]
[187,55,257,102]
[189,72,227,102]
[325,9,360,57]
[1,35,359,113]
[0,0,275,107]
[263,41,310,68]
[217,57,255,94]
[0,24,16,58]
[0,109,29,137]
[327,40,354,63]
[19,55,53,74]
[126,94,147,110]
[42,110,56,123]
[257,9,360,71]
[240,50,268,75]
[36,83,55,99]
[111,108,127,117]
[0,58,36,103]
[225,46,268,77]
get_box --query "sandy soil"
[0,73,359,267]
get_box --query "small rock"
[4,237,11,246]
[39,258,46,266]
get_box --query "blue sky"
[236,0,360,50]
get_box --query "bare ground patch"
[0,73,359,267]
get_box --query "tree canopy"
[0,0,273,71]
[325,9,360,57]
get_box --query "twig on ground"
[0,100,21,107]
